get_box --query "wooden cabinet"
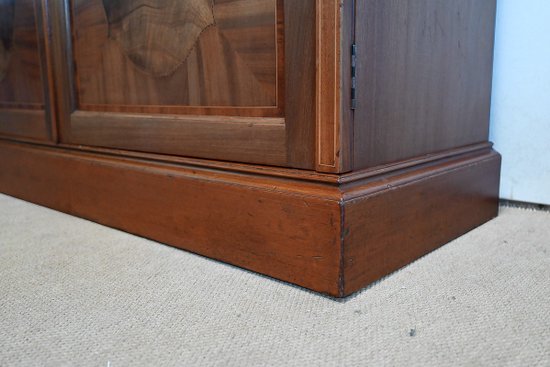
[0,0,501,297]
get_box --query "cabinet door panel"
[73,0,281,115]
[0,0,53,141]
[53,0,315,167]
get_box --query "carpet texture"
[0,193,549,366]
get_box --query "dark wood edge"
[315,0,344,173]
[45,0,74,142]
[314,0,356,173]
[283,0,317,169]
[35,0,58,142]
[47,0,290,166]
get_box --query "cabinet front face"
[0,0,53,141]
[54,0,316,167]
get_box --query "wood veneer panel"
[284,0,316,169]
[314,0,354,173]
[353,0,497,169]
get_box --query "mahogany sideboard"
[0,0,500,297]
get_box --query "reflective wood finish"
[73,0,281,114]
[352,0,498,169]
[0,0,43,107]
[46,0,317,167]
[0,139,500,297]
[0,0,54,141]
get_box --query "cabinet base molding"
[0,140,500,297]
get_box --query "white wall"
[490,0,550,205]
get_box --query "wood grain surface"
[0,0,53,142]
[0,138,501,297]
[49,0,317,168]
[0,109,49,140]
[352,0,497,169]
[0,0,44,108]
[67,111,288,165]
[102,0,215,78]
[0,0,16,82]
[342,150,501,296]
[314,0,354,173]
[0,139,343,295]
[315,0,342,172]
[283,0,316,169]
[73,0,281,114]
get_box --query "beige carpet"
[0,193,549,366]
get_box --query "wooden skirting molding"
[0,139,500,297]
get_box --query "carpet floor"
[0,193,549,366]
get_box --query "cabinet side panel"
[353,0,497,169]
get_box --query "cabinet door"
[52,0,316,167]
[0,0,54,142]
